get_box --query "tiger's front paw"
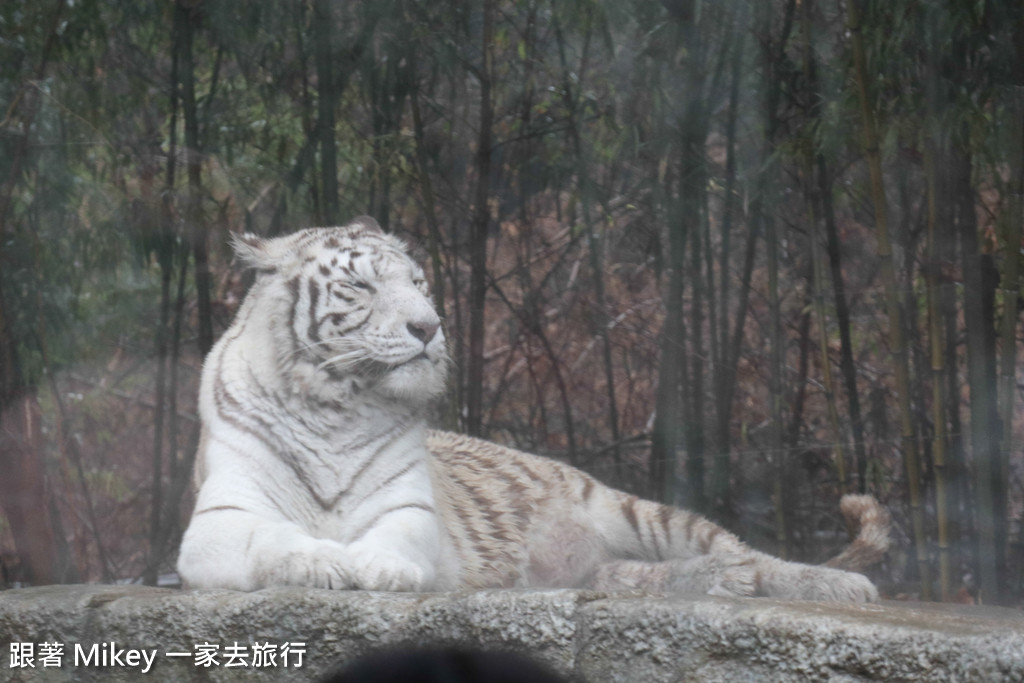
[259,539,355,589]
[345,541,432,592]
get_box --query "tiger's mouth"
[358,352,431,376]
[391,351,431,369]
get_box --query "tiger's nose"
[407,320,440,345]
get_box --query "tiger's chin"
[371,356,448,404]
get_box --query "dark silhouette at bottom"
[320,646,568,683]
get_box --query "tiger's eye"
[352,281,376,293]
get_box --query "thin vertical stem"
[767,195,786,557]
[801,0,847,494]
[553,7,620,475]
[466,0,494,439]
[997,87,1023,580]
[924,142,951,601]
[711,12,744,519]
[845,0,931,598]
[810,196,848,493]
[313,0,338,224]
[923,6,951,601]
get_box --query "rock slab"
[1,585,1022,682]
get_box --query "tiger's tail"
[823,494,890,571]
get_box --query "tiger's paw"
[760,562,879,602]
[345,541,432,592]
[259,539,355,589]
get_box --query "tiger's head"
[233,217,448,404]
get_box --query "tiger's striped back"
[428,431,888,599]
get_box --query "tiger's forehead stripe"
[300,243,415,284]
[306,278,321,343]
[281,228,373,260]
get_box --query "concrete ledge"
[1,585,1022,681]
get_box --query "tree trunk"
[0,0,73,586]
[651,9,709,507]
[650,196,686,503]
[410,88,459,432]
[798,0,847,488]
[0,392,69,585]
[818,160,868,492]
[954,145,1007,604]
[936,153,967,574]
[712,0,792,524]
[176,0,212,360]
[710,20,744,520]
[924,141,952,601]
[553,11,620,475]
[146,223,173,586]
[809,203,848,492]
[158,240,193,559]
[465,0,494,438]
[800,0,865,493]
[683,121,708,512]
[314,0,339,224]
[766,192,786,557]
[145,5,181,586]
[996,85,1023,599]
[144,0,209,582]
[756,0,793,553]
[846,0,932,598]
[923,9,952,600]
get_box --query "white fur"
[178,219,457,591]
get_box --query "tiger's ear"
[346,215,384,235]
[230,232,279,271]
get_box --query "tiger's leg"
[177,506,438,592]
[588,555,878,601]
[179,507,356,590]
[584,487,878,601]
[588,555,761,597]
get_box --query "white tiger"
[177,217,889,600]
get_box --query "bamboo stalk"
[465,0,495,439]
[650,183,685,503]
[754,0,789,560]
[313,0,338,224]
[767,198,787,558]
[923,8,951,600]
[998,87,1023,570]
[801,0,847,496]
[553,10,623,479]
[924,142,952,601]
[410,88,458,431]
[845,0,932,598]
[710,14,745,522]
[809,193,848,494]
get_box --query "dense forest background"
[0,0,1022,605]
